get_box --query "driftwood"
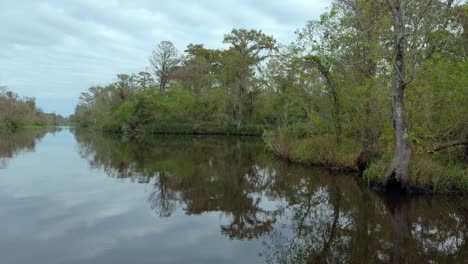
[428,140,468,153]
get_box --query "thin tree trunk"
[8,100,11,120]
[306,57,342,144]
[328,78,343,144]
[237,71,245,128]
[384,0,411,190]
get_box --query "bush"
[223,123,270,136]
[282,123,312,139]
[101,122,123,133]
[143,123,195,134]
[0,119,22,132]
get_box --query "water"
[0,128,467,264]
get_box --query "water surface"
[0,128,467,263]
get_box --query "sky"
[0,0,331,116]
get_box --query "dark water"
[0,128,467,264]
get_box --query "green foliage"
[143,123,195,134]
[0,88,67,131]
[223,123,271,136]
[0,119,21,132]
[282,123,313,139]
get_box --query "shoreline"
[264,136,467,195]
[73,128,468,195]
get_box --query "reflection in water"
[72,129,468,263]
[0,127,62,169]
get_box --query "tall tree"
[172,44,221,93]
[296,8,345,144]
[384,0,412,190]
[223,29,277,127]
[149,41,181,92]
[338,0,389,149]
[383,0,458,189]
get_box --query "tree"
[383,0,459,190]
[382,0,412,190]
[337,0,389,149]
[223,29,277,127]
[134,71,154,90]
[172,44,220,93]
[148,41,181,92]
[295,8,345,144]
[6,90,17,120]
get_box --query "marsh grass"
[24,124,46,129]
[265,131,468,193]
[141,123,270,136]
[363,152,468,194]
[264,133,361,171]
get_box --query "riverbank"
[364,153,468,194]
[96,123,271,137]
[73,125,468,194]
[264,134,361,172]
[0,121,49,133]
[264,134,468,194]
[0,120,22,132]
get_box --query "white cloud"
[0,0,331,116]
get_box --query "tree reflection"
[148,172,177,217]
[72,129,468,263]
[382,195,410,264]
[73,129,278,238]
[0,127,60,169]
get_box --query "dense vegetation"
[72,0,467,193]
[0,85,67,131]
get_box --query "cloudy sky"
[0,0,331,116]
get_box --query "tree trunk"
[384,0,411,190]
[305,57,342,144]
[328,79,343,144]
[237,71,245,128]
[8,99,11,120]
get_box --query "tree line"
[72,0,467,192]
[0,85,68,131]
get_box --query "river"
[0,128,466,263]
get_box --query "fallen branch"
[428,140,468,153]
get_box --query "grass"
[141,123,270,136]
[24,124,45,129]
[0,120,53,132]
[264,133,361,172]
[265,130,468,194]
[144,123,195,134]
[363,152,468,194]
[89,120,272,136]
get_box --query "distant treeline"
[0,86,68,131]
[71,0,467,192]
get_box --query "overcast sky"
[0,0,331,116]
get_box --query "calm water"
[0,128,467,264]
